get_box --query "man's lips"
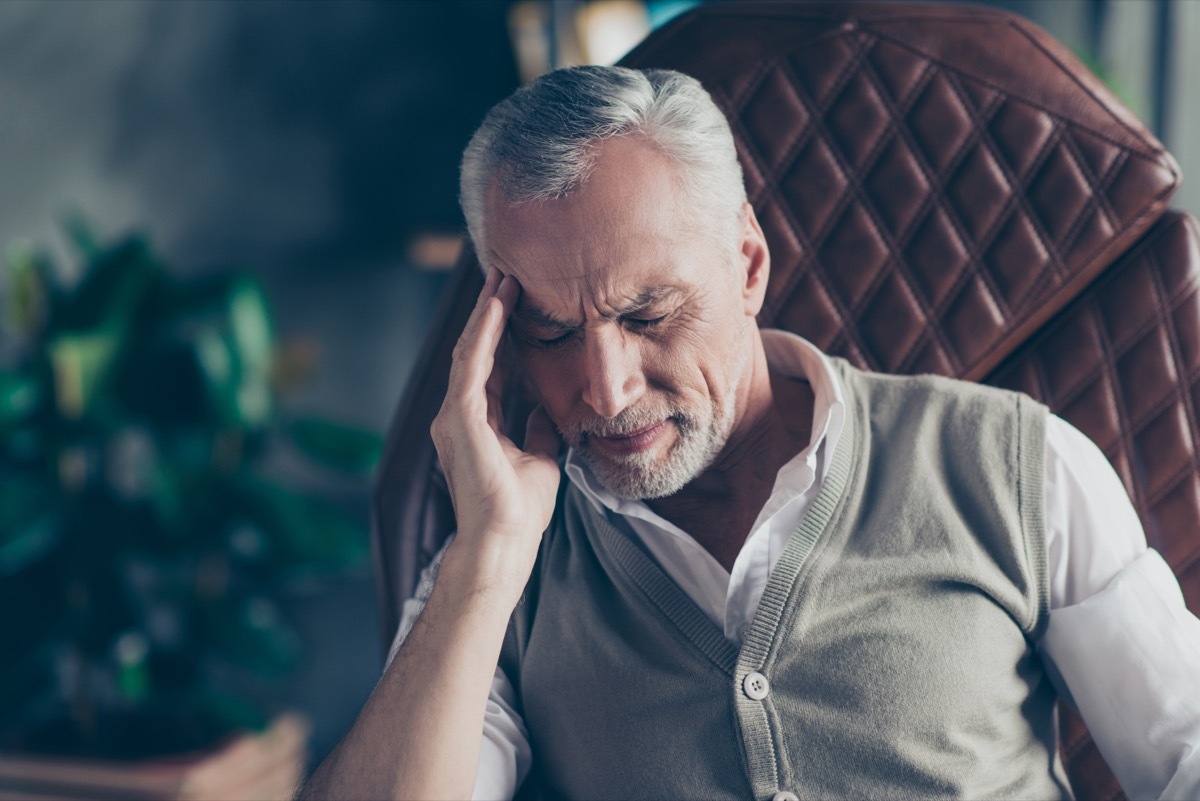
[589,420,671,456]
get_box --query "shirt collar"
[564,329,846,519]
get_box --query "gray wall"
[0,0,516,274]
[1168,0,1200,217]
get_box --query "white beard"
[562,341,748,500]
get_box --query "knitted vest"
[501,361,1071,800]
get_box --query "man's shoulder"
[831,355,1044,416]
[829,357,1048,469]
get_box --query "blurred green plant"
[0,222,380,760]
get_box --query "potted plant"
[0,222,380,799]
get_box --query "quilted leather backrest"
[619,1,1178,380]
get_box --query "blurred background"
[0,0,1196,792]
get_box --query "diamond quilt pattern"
[622,2,1179,380]
[988,211,1200,614]
[988,210,1200,801]
[733,31,1164,377]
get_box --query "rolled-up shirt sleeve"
[1040,415,1200,799]
[386,537,531,801]
[1041,550,1200,799]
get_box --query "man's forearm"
[302,264,557,800]
[298,539,523,800]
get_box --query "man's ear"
[739,202,770,318]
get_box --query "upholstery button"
[772,792,800,801]
[742,671,769,700]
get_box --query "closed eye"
[534,331,574,348]
[625,314,667,330]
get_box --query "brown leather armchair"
[372,3,1198,798]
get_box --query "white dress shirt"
[389,330,1200,800]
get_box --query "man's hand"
[299,269,562,801]
[430,268,561,599]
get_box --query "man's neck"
[648,360,815,572]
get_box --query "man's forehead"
[482,139,690,249]
[512,282,688,325]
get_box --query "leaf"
[53,236,160,335]
[113,631,151,703]
[149,276,275,430]
[287,416,383,474]
[62,211,99,261]
[226,280,274,420]
[230,473,367,577]
[47,330,119,419]
[4,244,54,339]
[0,475,61,575]
[0,370,42,428]
[200,595,301,677]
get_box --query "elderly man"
[303,66,1200,800]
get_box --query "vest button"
[742,671,770,700]
[772,792,800,801]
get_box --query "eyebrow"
[512,285,685,330]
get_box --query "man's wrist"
[438,532,536,612]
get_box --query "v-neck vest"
[501,360,1071,800]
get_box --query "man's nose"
[581,326,646,419]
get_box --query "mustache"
[558,405,695,444]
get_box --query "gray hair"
[459,65,746,263]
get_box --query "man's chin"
[580,447,694,501]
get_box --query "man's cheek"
[520,354,574,422]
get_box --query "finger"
[457,275,519,404]
[495,272,519,316]
[484,276,521,432]
[523,405,561,462]
[447,270,508,405]
[481,265,502,301]
[485,332,507,434]
[454,267,503,358]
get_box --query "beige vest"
[501,360,1071,800]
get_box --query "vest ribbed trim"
[593,515,739,675]
[1017,394,1050,638]
[739,392,856,669]
[734,372,858,800]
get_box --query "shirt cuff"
[470,667,530,800]
[1040,548,1200,800]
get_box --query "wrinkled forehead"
[487,210,702,324]
[481,138,704,293]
